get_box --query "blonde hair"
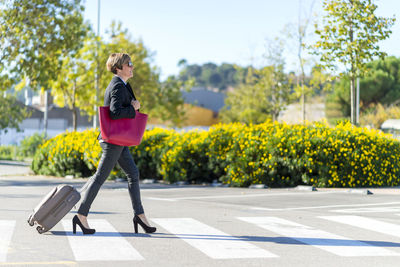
[106,53,131,74]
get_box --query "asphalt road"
[2,163,400,266]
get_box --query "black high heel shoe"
[72,215,96,235]
[133,215,156,233]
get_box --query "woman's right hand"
[131,100,141,110]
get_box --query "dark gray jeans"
[78,142,144,216]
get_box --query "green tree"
[49,36,96,130]
[221,37,293,124]
[156,76,194,127]
[285,0,316,122]
[264,37,295,121]
[361,57,400,106]
[179,64,202,83]
[18,133,47,158]
[312,0,395,124]
[309,65,334,94]
[0,0,88,135]
[0,0,88,90]
[101,22,190,126]
[177,62,243,91]
[0,95,30,137]
[177,59,188,68]
[219,63,238,90]
[200,63,218,88]
[327,56,400,118]
[51,22,190,127]
[48,22,160,122]
[220,67,271,124]
[220,65,293,124]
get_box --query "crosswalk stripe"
[331,207,400,213]
[320,215,400,238]
[61,219,144,261]
[0,261,77,265]
[237,217,399,257]
[0,220,15,262]
[152,218,278,259]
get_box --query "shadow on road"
[46,231,400,248]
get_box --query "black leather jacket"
[98,76,137,142]
[104,76,137,120]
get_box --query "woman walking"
[72,53,156,235]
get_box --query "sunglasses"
[127,61,133,67]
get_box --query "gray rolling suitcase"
[27,184,81,234]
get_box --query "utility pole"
[356,77,360,125]
[93,0,100,128]
[44,90,48,138]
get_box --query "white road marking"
[331,207,400,213]
[0,261,77,265]
[0,220,15,262]
[238,217,399,257]
[320,215,400,238]
[152,218,278,259]
[145,197,177,202]
[146,191,336,202]
[251,202,400,211]
[61,219,144,261]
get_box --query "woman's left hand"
[131,100,141,110]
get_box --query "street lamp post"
[93,0,101,128]
[356,77,360,125]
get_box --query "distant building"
[148,87,226,127]
[181,87,225,126]
[2,86,227,144]
[0,98,92,145]
[182,87,225,113]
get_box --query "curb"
[0,160,30,166]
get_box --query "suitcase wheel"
[36,226,45,234]
[27,214,34,226]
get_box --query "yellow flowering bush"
[129,128,177,180]
[31,121,400,188]
[159,130,212,183]
[204,123,245,181]
[229,120,400,188]
[31,128,176,180]
[31,129,99,177]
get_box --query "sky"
[83,0,400,80]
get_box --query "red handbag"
[99,106,148,146]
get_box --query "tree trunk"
[349,2,356,125]
[350,75,356,125]
[72,107,77,131]
[43,90,48,137]
[271,83,277,122]
[72,80,77,131]
[272,110,279,122]
[297,0,315,123]
[299,37,306,123]
[301,77,305,123]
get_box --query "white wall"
[0,118,92,145]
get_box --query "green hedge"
[0,133,47,162]
[31,121,400,187]
[0,145,17,160]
